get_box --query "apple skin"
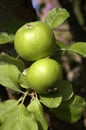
[26,58,63,94]
[14,21,56,61]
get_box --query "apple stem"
[21,91,28,104]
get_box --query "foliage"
[0,32,14,44]
[0,8,86,130]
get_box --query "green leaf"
[40,92,62,108]
[45,8,70,28]
[27,97,48,130]
[19,73,30,89]
[56,80,74,101]
[40,80,74,108]
[0,64,20,92]
[0,32,14,44]
[69,42,86,57]
[50,95,86,123]
[0,53,25,71]
[0,104,38,130]
[0,100,18,121]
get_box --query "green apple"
[26,58,63,94]
[14,21,56,61]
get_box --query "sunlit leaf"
[69,42,86,57]
[27,97,48,130]
[45,8,70,28]
[40,93,62,108]
[0,64,20,92]
[0,100,18,120]
[19,73,30,89]
[0,104,38,130]
[0,52,25,71]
